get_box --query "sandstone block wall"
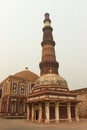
[72,88,87,118]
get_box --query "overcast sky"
[0,0,87,90]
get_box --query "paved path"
[0,118,87,130]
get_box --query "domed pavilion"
[27,13,80,124]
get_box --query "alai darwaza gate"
[27,13,79,124]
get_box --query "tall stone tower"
[39,13,59,75]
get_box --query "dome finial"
[25,67,28,70]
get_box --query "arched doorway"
[10,100,16,115]
[35,110,39,121]
[18,100,24,115]
[71,105,75,118]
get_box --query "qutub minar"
[1,13,84,124]
[26,13,80,123]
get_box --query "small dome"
[14,68,39,82]
[33,73,68,92]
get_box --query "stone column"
[75,104,79,121]
[27,104,30,121]
[55,102,59,123]
[6,96,9,113]
[38,103,42,123]
[31,104,34,122]
[0,98,1,113]
[67,102,72,122]
[45,102,49,124]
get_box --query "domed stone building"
[27,13,80,123]
[0,67,39,118]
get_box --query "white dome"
[33,73,68,92]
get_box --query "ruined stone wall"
[71,88,87,118]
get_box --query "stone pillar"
[67,102,72,122]
[27,104,30,121]
[31,104,34,122]
[45,102,49,124]
[0,98,1,113]
[38,103,42,123]
[75,104,79,121]
[6,96,9,113]
[55,102,59,123]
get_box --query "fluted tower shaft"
[39,13,59,75]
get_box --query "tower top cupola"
[44,13,51,27]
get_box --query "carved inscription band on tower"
[39,13,59,75]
